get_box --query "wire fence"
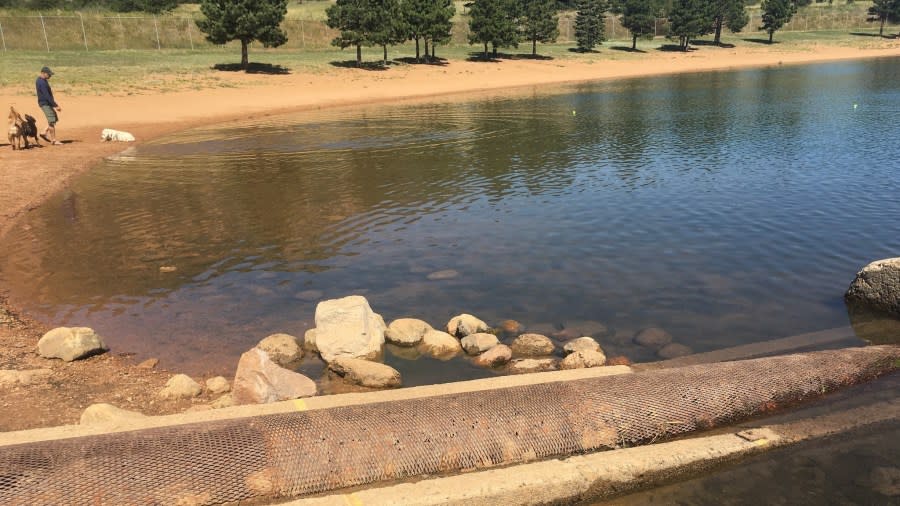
[0,11,896,52]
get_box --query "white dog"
[100,128,135,142]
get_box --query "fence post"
[40,14,49,52]
[118,14,125,50]
[300,19,305,48]
[78,12,88,50]
[153,16,161,50]
[0,19,5,52]
[187,17,194,50]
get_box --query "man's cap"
[41,66,54,76]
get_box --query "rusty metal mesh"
[1,346,897,505]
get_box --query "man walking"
[36,66,62,145]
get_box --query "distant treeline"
[0,0,187,13]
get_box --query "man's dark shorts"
[41,104,57,126]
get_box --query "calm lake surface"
[2,58,899,378]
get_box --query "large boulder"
[510,334,555,356]
[257,333,303,366]
[417,330,463,360]
[385,318,432,347]
[633,327,673,349]
[473,344,512,368]
[158,374,202,400]
[232,348,317,404]
[328,357,401,388]
[80,403,147,425]
[560,350,607,370]
[845,258,900,317]
[37,327,108,362]
[460,333,500,355]
[563,337,602,355]
[314,296,386,362]
[447,314,490,338]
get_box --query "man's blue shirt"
[36,77,58,108]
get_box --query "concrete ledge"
[286,391,900,506]
[0,365,632,446]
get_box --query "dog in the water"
[7,106,41,150]
[100,128,135,142]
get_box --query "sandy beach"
[1,41,898,430]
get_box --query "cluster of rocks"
[632,327,694,359]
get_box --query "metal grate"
[1,346,897,505]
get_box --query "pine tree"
[868,0,900,36]
[668,0,712,50]
[326,0,371,65]
[369,0,407,65]
[403,0,433,60]
[468,0,519,58]
[197,0,288,69]
[759,0,796,43]
[618,0,656,50]
[518,0,560,56]
[424,0,456,60]
[711,0,748,45]
[574,0,608,52]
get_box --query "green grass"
[0,28,894,97]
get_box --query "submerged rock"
[232,348,317,404]
[385,318,432,347]
[37,327,108,362]
[633,327,673,349]
[845,258,900,317]
[563,337,602,355]
[473,344,512,368]
[158,374,202,400]
[560,350,607,370]
[657,343,693,359]
[257,333,303,366]
[328,357,401,388]
[498,319,524,336]
[510,334,555,356]
[460,333,500,355]
[427,269,459,280]
[606,355,633,366]
[417,330,463,360]
[447,314,490,338]
[313,295,386,362]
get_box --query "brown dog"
[7,106,41,150]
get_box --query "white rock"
[447,314,490,338]
[510,333,555,356]
[37,327,108,362]
[206,376,231,394]
[385,318,432,347]
[232,348,317,404]
[509,358,559,374]
[80,403,147,425]
[211,393,236,409]
[314,295,386,362]
[563,337,602,355]
[158,374,203,400]
[560,350,607,370]
[304,328,318,352]
[460,333,500,355]
[328,357,401,388]
[417,330,463,360]
[0,368,52,387]
[473,344,512,367]
[257,333,303,366]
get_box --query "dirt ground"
[1,43,899,432]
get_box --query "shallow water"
[2,58,899,377]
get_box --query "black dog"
[21,114,41,147]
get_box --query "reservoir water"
[2,57,899,379]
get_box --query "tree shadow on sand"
[394,56,450,66]
[691,39,736,48]
[743,38,780,44]
[329,60,392,71]
[849,31,898,39]
[567,47,600,53]
[611,46,647,53]
[212,63,291,74]
[657,44,697,52]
